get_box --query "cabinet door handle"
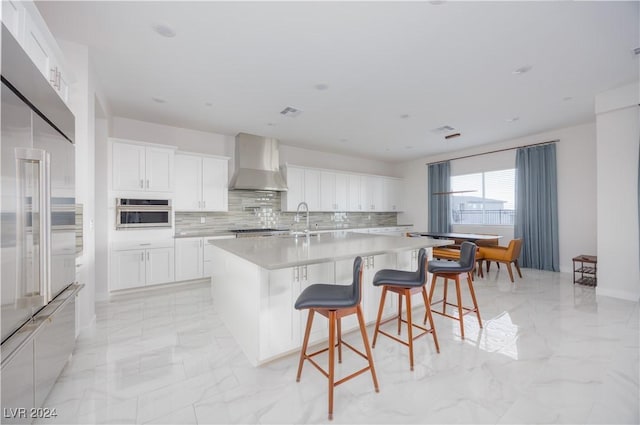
[203,201,206,209]
[294,267,299,282]
[140,179,144,188]
[303,265,308,281]
[147,252,150,261]
[146,179,150,189]
[371,256,375,268]
[141,252,144,262]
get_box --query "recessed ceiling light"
[400,114,410,119]
[152,97,166,104]
[339,138,348,143]
[314,83,329,91]
[405,146,413,149]
[562,96,573,102]
[204,102,213,107]
[267,122,275,127]
[429,1,446,5]
[512,65,533,75]
[152,23,176,38]
[385,148,390,152]
[505,117,520,123]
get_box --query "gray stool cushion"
[372,248,427,288]
[427,242,477,274]
[294,257,363,310]
[295,284,357,309]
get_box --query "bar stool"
[427,242,483,339]
[371,248,440,371]
[294,256,379,421]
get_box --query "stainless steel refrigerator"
[1,23,81,421]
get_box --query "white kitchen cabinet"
[111,249,146,291]
[347,174,364,212]
[320,171,348,211]
[203,235,235,277]
[202,157,229,211]
[1,1,25,42]
[366,175,385,212]
[111,241,175,291]
[281,165,321,211]
[112,140,175,193]
[175,237,204,281]
[264,262,334,358]
[334,254,395,329]
[175,153,229,211]
[384,178,403,212]
[146,247,175,285]
[3,1,72,103]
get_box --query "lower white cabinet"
[175,237,204,281]
[111,242,174,291]
[264,263,334,358]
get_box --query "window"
[450,169,515,225]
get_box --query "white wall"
[59,40,111,332]
[595,82,640,301]
[94,100,109,300]
[396,121,598,273]
[279,145,397,176]
[110,117,397,177]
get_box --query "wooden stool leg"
[372,286,387,348]
[467,272,482,328]
[328,310,336,421]
[454,275,464,339]
[337,317,342,364]
[297,309,315,382]
[356,305,379,392]
[404,289,415,371]
[426,274,437,323]
[421,286,440,353]
[443,277,449,314]
[397,293,403,336]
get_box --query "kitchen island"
[208,232,452,366]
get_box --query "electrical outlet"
[200,217,206,224]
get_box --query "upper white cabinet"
[174,153,229,212]
[2,1,72,103]
[320,171,348,211]
[281,165,321,211]
[283,165,404,212]
[111,140,175,193]
[384,177,403,212]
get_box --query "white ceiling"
[36,1,639,162]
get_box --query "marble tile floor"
[38,268,639,424]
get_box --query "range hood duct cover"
[229,133,288,191]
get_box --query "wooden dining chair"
[478,238,523,283]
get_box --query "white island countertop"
[208,231,452,270]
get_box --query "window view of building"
[451,169,515,225]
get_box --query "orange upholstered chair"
[478,238,523,283]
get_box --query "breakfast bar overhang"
[208,232,452,366]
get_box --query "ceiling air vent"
[280,106,303,118]
[432,125,456,133]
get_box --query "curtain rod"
[425,139,559,166]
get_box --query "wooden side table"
[572,255,597,287]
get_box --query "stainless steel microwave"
[116,198,172,229]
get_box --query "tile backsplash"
[174,190,398,233]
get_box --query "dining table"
[407,231,503,243]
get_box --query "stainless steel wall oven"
[116,198,172,229]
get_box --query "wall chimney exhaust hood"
[229,133,288,191]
